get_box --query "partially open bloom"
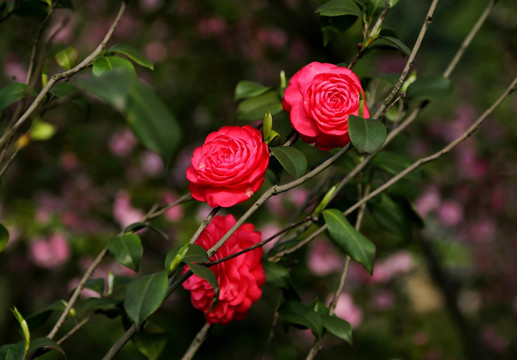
[183,214,265,324]
[282,62,369,150]
[186,125,269,208]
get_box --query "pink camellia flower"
[182,214,265,324]
[186,126,269,208]
[331,293,362,328]
[282,62,369,150]
[29,233,70,269]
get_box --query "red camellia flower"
[186,125,269,208]
[182,214,265,324]
[282,61,370,150]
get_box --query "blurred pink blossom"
[113,191,144,228]
[331,293,362,328]
[372,290,395,310]
[287,187,309,207]
[162,191,183,222]
[437,200,464,226]
[307,240,344,276]
[5,54,27,82]
[258,223,281,251]
[481,326,509,353]
[109,128,138,157]
[47,13,75,43]
[141,151,164,176]
[414,186,440,216]
[457,147,489,180]
[60,153,79,171]
[370,251,414,283]
[144,41,168,62]
[257,27,287,50]
[466,219,496,243]
[197,17,227,38]
[140,0,163,12]
[29,233,70,268]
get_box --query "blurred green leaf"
[279,301,323,338]
[82,298,121,313]
[109,43,154,70]
[133,329,167,360]
[183,244,210,264]
[189,264,219,310]
[84,278,105,296]
[0,223,9,252]
[323,209,375,274]
[55,46,78,70]
[322,315,352,344]
[320,15,358,46]
[126,81,182,166]
[264,261,290,288]
[77,69,134,112]
[348,115,387,154]
[124,271,168,326]
[93,56,136,78]
[11,307,29,356]
[371,151,423,182]
[30,119,56,141]
[49,83,90,117]
[270,146,307,178]
[0,83,32,112]
[26,301,65,330]
[368,194,415,239]
[108,233,143,272]
[406,76,453,101]
[28,338,65,359]
[316,0,361,17]
[234,80,271,100]
[236,90,283,121]
[0,341,25,360]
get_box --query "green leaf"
[126,81,182,166]
[28,338,65,359]
[0,342,25,360]
[49,83,91,117]
[11,307,29,356]
[312,185,337,217]
[124,222,169,241]
[109,43,154,70]
[278,301,323,338]
[374,36,411,56]
[236,90,283,121]
[263,111,272,141]
[371,151,423,182]
[93,56,137,78]
[323,209,375,274]
[188,264,219,309]
[29,119,56,141]
[124,271,168,326]
[234,81,271,100]
[0,223,9,252]
[77,70,134,112]
[270,146,307,179]
[0,83,31,112]
[322,315,352,344]
[164,244,209,276]
[82,298,121,313]
[164,243,189,275]
[264,261,290,288]
[26,301,65,330]
[84,278,105,295]
[367,194,413,239]
[133,329,167,360]
[320,15,358,46]
[316,0,361,17]
[108,233,143,272]
[54,46,78,70]
[406,76,453,101]
[183,244,210,264]
[348,115,387,154]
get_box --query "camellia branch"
[180,322,211,360]
[0,0,128,156]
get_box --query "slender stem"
[180,323,211,360]
[102,324,139,360]
[56,313,94,345]
[189,207,220,244]
[368,4,390,38]
[372,0,440,120]
[0,0,127,153]
[145,193,192,220]
[261,292,282,360]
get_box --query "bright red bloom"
[282,62,369,150]
[186,125,269,208]
[182,214,265,324]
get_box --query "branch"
[180,323,211,360]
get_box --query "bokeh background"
[1,0,517,359]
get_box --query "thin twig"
[180,323,211,360]
[0,0,127,153]
[189,207,221,244]
[56,313,94,345]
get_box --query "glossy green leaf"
[0,341,25,360]
[124,222,169,241]
[126,81,181,166]
[323,209,375,274]
[0,83,31,112]
[266,129,280,145]
[109,43,154,70]
[0,223,9,252]
[264,261,290,288]
[183,244,210,264]
[49,83,90,117]
[316,0,361,17]
[108,233,143,271]
[133,329,167,360]
[348,115,387,154]
[54,46,78,70]
[77,70,134,112]
[236,90,283,121]
[320,15,358,46]
[375,36,411,56]
[82,298,121,313]
[270,146,307,179]
[234,80,271,100]
[279,301,323,338]
[28,338,65,359]
[30,119,56,141]
[322,315,352,344]
[406,76,453,101]
[124,271,168,326]
[371,151,423,182]
[263,111,272,141]
[164,243,189,275]
[368,194,413,239]
[93,56,136,78]
[189,264,219,310]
